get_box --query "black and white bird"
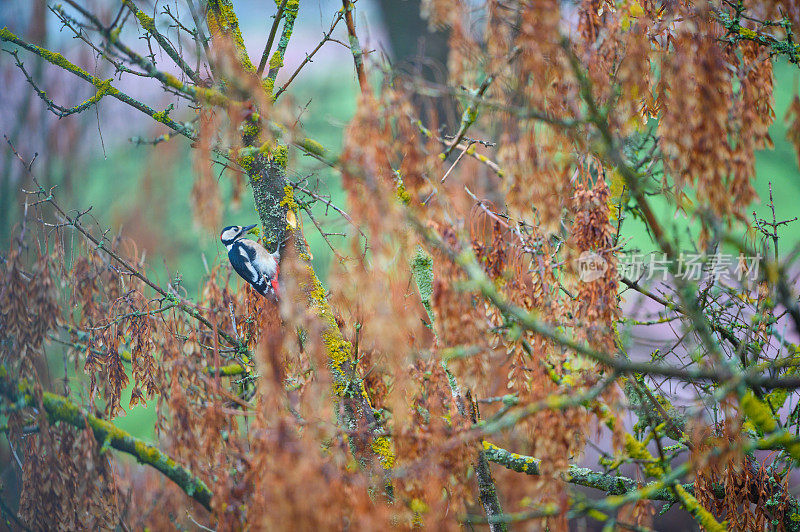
[220,224,281,299]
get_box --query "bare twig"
[257,0,289,77]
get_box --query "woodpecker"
[220,224,280,299]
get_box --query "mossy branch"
[715,8,800,65]
[484,440,800,529]
[247,145,396,476]
[0,366,212,511]
[197,0,395,485]
[482,442,676,499]
[0,27,196,139]
[206,0,256,72]
[266,0,299,84]
[120,0,202,84]
[296,231,396,474]
[412,249,505,527]
[341,0,367,91]
[257,0,289,77]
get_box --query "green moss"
[42,393,78,423]
[411,246,435,325]
[0,375,212,510]
[266,0,299,83]
[299,137,326,157]
[411,247,434,301]
[348,34,362,59]
[134,440,160,463]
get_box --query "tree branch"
[0,366,212,511]
[6,138,245,352]
[0,27,198,139]
[121,0,202,84]
[257,0,288,77]
[341,0,367,92]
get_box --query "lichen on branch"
[0,366,213,511]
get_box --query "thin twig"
[257,0,288,77]
[5,137,244,351]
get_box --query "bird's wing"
[228,244,260,284]
[242,239,278,278]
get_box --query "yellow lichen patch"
[262,77,275,96]
[674,484,727,532]
[134,440,163,464]
[242,119,261,140]
[196,87,228,106]
[623,432,664,477]
[739,27,758,39]
[279,184,298,211]
[371,436,396,469]
[299,137,326,157]
[94,78,118,97]
[303,268,355,394]
[128,2,157,34]
[152,105,174,125]
[395,181,411,204]
[741,391,778,434]
[205,1,256,72]
[296,259,394,467]
[409,498,430,514]
[239,154,256,174]
[269,50,283,70]
[1,27,93,81]
[271,144,288,168]
[162,73,184,90]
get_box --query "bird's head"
[220,224,258,248]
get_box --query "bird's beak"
[242,224,258,234]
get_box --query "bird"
[220,224,280,299]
